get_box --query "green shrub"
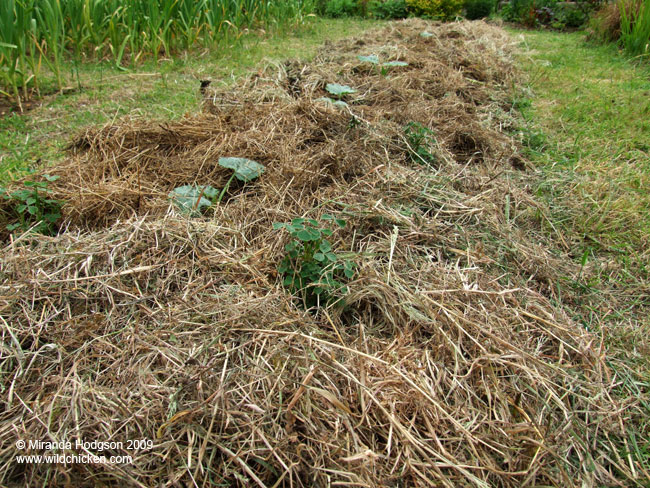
[274,215,355,308]
[406,0,464,19]
[370,0,409,18]
[324,0,362,17]
[555,3,588,28]
[464,0,495,19]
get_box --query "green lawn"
[512,27,650,478]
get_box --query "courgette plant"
[169,157,265,216]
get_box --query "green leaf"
[272,222,285,230]
[325,252,338,262]
[314,252,325,262]
[315,97,334,104]
[44,174,59,182]
[169,185,213,215]
[321,213,334,220]
[325,83,357,96]
[16,204,27,213]
[335,219,346,228]
[200,185,219,200]
[358,54,379,64]
[25,197,36,205]
[319,240,332,252]
[297,229,313,241]
[382,61,408,67]
[420,31,434,37]
[218,157,265,182]
[307,228,321,240]
[321,228,333,236]
[344,267,355,279]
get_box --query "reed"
[0,0,316,104]
[619,0,650,57]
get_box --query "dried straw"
[1,19,642,487]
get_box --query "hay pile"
[1,20,639,487]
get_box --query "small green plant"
[315,97,350,108]
[273,215,355,308]
[358,55,409,75]
[326,83,357,98]
[169,157,264,216]
[404,121,437,166]
[169,184,219,215]
[1,175,62,235]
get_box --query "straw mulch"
[1,19,642,488]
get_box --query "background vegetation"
[0,0,315,102]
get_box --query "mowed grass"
[513,28,650,476]
[515,30,649,251]
[0,17,377,180]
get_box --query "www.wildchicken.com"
[13,438,150,465]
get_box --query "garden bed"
[0,19,638,487]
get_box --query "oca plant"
[274,215,355,308]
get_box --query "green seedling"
[273,214,355,309]
[404,121,437,166]
[326,83,357,99]
[358,54,408,76]
[169,184,219,216]
[217,156,265,201]
[315,97,349,108]
[169,158,264,216]
[1,174,62,235]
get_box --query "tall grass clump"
[0,0,316,104]
[619,0,650,56]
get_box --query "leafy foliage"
[404,121,437,166]
[1,175,62,235]
[218,157,265,182]
[315,97,350,108]
[170,158,264,216]
[406,0,464,20]
[357,54,380,64]
[369,0,409,19]
[274,215,355,308]
[169,185,219,216]
[326,83,357,97]
[499,0,596,28]
[323,0,362,17]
